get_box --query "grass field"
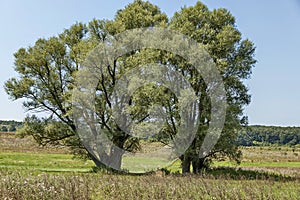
[0,132,299,199]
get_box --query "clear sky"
[0,0,300,126]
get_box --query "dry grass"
[0,169,299,200]
[0,132,69,154]
[240,146,300,163]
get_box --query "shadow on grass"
[90,165,298,181]
[202,167,297,182]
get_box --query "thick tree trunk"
[105,146,123,170]
[87,147,123,171]
[88,151,106,168]
[192,158,200,174]
[85,128,128,171]
[181,155,192,174]
[192,157,205,174]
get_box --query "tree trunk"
[181,155,192,174]
[192,157,205,174]
[85,129,127,171]
[87,147,123,171]
[88,151,106,168]
[105,146,123,170]
[192,158,200,174]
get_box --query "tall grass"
[0,169,299,200]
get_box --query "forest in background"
[0,120,22,132]
[238,125,300,146]
[0,119,299,146]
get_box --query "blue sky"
[0,0,300,126]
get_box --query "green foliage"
[0,120,21,132]
[17,115,80,147]
[1,126,8,132]
[0,120,22,126]
[108,0,168,34]
[8,125,16,132]
[237,126,300,146]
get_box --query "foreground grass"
[0,169,299,200]
[1,132,300,199]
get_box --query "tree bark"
[192,157,205,174]
[88,148,123,171]
[88,151,106,168]
[105,146,123,170]
[181,155,192,174]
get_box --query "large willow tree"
[169,2,256,173]
[5,0,255,173]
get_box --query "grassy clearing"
[212,146,300,177]
[122,155,173,173]
[0,152,94,172]
[0,132,300,199]
[240,146,300,162]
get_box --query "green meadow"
[0,132,299,199]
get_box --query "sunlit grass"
[0,152,94,172]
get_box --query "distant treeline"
[0,120,299,146]
[0,120,22,126]
[237,125,300,146]
[0,120,22,132]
